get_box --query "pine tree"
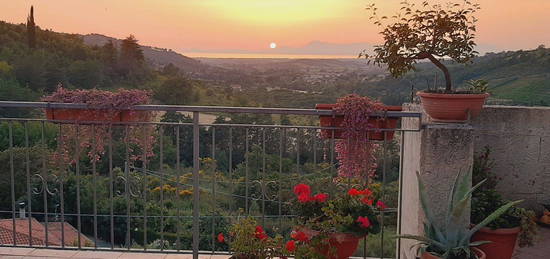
[102,40,118,66]
[120,35,144,63]
[118,35,144,76]
[26,6,36,48]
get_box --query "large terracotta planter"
[301,228,364,259]
[421,247,486,259]
[315,104,402,141]
[45,108,149,123]
[471,227,520,259]
[318,232,365,259]
[417,91,489,122]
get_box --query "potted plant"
[316,94,402,141]
[317,94,391,179]
[42,87,154,162]
[363,1,489,122]
[471,190,537,259]
[289,183,386,259]
[470,148,538,259]
[399,170,521,259]
[42,86,151,123]
[218,217,288,259]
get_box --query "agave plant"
[399,170,522,259]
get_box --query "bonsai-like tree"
[362,0,480,92]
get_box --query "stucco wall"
[471,105,550,209]
[399,105,474,259]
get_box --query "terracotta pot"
[315,104,402,141]
[417,91,489,122]
[45,108,149,123]
[318,232,365,259]
[470,227,520,259]
[300,228,364,259]
[421,247,486,259]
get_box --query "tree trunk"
[426,54,452,92]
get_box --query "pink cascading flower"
[334,94,383,179]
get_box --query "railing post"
[192,112,200,259]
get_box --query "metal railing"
[0,101,421,258]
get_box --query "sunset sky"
[2,0,550,58]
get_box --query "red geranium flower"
[313,193,329,202]
[286,240,296,252]
[356,216,371,228]
[298,193,312,203]
[361,197,374,205]
[348,188,361,196]
[291,231,309,242]
[376,200,388,210]
[293,184,311,197]
[360,188,373,197]
[255,226,268,240]
[217,233,225,243]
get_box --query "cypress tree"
[26,6,36,48]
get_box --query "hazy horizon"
[2,0,550,59]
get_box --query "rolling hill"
[355,46,550,106]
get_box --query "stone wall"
[398,104,549,258]
[471,105,550,209]
[403,104,550,209]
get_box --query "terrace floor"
[0,227,547,259]
[0,248,230,259]
[513,225,550,259]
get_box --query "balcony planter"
[41,87,154,162]
[417,92,489,122]
[421,247,486,259]
[315,103,402,141]
[470,227,520,259]
[42,87,152,124]
[45,108,149,123]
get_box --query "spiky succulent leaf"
[464,199,523,243]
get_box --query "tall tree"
[26,6,36,48]
[118,35,144,76]
[102,40,118,66]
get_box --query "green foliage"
[471,147,538,247]
[27,6,36,49]
[227,217,287,259]
[467,80,489,94]
[0,61,12,77]
[363,0,480,91]
[400,170,521,259]
[153,76,199,105]
[0,78,40,117]
[67,60,103,89]
[292,184,382,237]
[0,146,50,211]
